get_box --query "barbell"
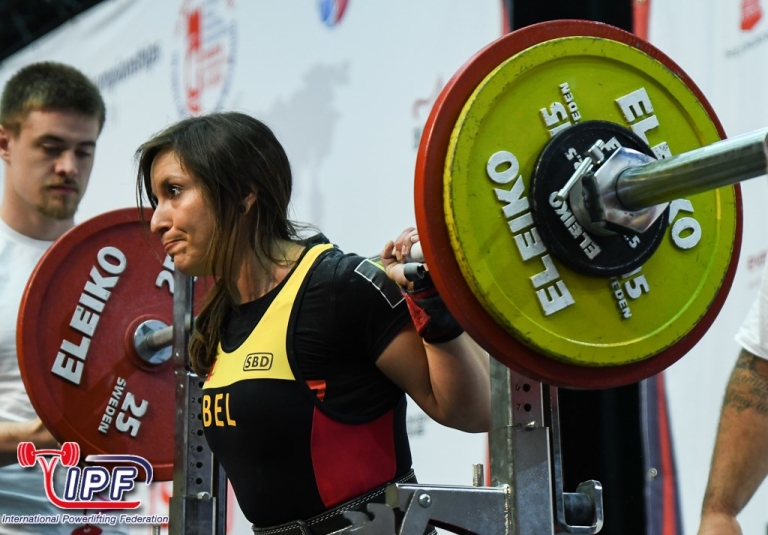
[15,19,761,476]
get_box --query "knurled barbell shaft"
[616,128,768,210]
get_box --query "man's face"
[0,109,101,221]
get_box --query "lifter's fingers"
[381,240,397,264]
[393,227,417,261]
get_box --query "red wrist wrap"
[402,281,463,344]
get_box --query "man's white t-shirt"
[0,218,50,423]
[736,261,768,359]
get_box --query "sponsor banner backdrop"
[0,1,502,533]
[649,1,768,534]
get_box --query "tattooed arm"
[698,350,768,535]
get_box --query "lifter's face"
[0,109,99,224]
[149,150,215,277]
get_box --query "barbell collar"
[617,128,768,210]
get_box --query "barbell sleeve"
[616,128,768,210]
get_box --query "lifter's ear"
[241,191,257,215]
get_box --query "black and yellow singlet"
[202,236,414,527]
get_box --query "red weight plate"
[18,208,211,481]
[415,20,741,389]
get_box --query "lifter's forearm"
[700,350,768,528]
[423,333,491,433]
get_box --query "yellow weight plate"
[415,20,740,387]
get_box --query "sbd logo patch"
[243,353,273,371]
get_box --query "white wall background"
[649,1,768,534]
[0,1,502,533]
